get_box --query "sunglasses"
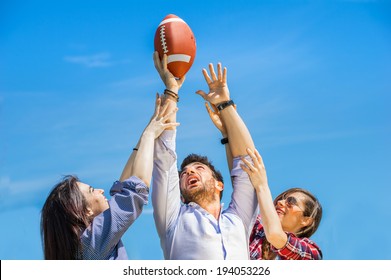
[280,195,305,212]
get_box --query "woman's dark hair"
[274,187,322,238]
[40,175,91,259]
[179,153,224,200]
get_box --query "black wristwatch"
[220,137,229,145]
[216,100,234,111]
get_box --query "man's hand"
[196,63,230,105]
[205,102,226,136]
[153,51,185,94]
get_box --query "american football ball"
[154,14,196,78]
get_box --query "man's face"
[179,162,217,204]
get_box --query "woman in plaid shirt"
[203,82,322,260]
[241,148,323,260]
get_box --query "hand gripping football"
[154,14,196,78]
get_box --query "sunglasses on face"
[280,195,305,212]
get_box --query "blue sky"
[0,0,390,260]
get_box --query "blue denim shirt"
[80,176,148,259]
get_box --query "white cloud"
[110,75,160,89]
[0,175,59,212]
[0,175,57,195]
[64,52,113,68]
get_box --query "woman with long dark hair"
[40,94,181,259]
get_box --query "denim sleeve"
[80,176,148,259]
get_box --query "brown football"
[154,14,196,78]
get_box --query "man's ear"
[217,181,224,192]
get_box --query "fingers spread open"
[153,94,162,117]
[161,107,178,123]
[222,67,227,84]
[202,68,212,84]
[163,122,180,129]
[158,99,171,119]
[196,90,207,100]
[217,63,222,81]
[205,102,218,118]
[205,102,212,114]
[209,63,217,81]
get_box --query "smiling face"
[179,162,222,205]
[77,182,109,218]
[274,191,313,235]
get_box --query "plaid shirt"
[249,215,322,260]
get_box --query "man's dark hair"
[179,153,224,200]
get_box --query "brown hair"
[179,153,224,200]
[40,175,91,259]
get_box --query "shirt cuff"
[110,176,149,196]
[160,130,176,151]
[230,155,252,177]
